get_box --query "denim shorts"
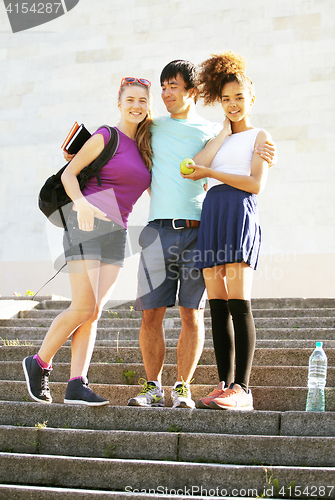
[63,211,127,266]
[135,221,206,310]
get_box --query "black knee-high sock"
[228,299,256,392]
[209,299,234,385]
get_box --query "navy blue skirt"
[196,184,261,270]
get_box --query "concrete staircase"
[0,296,334,499]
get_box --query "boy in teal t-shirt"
[131,60,220,411]
[148,115,221,222]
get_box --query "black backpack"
[38,125,119,228]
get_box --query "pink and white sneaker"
[196,381,226,409]
[210,383,253,411]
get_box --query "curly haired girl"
[181,51,275,411]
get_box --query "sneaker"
[209,383,254,411]
[127,379,165,407]
[64,377,109,406]
[22,355,52,404]
[171,380,195,409]
[196,381,226,409]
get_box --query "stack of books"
[61,122,91,154]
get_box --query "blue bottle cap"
[316,341,322,347]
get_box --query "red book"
[61,123,91,154]
[61,122,79,151]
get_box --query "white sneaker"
[171,380,195,409]
[127,379,165,407]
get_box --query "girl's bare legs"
[38,260,121,376]
[224,262,254,300]
[203,265,228,301]
[70,262,121,378]
[203,262,253,301]
[38,260,99,365]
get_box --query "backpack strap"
[78,126,119,188]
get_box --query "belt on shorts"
[153,219,200,230]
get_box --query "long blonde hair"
[118,82,153,171]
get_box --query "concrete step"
[2,338,335,349]
[1,401,334,437]
[254,297,335,309]
[27,297,335,309]
[90,338,335,348]
[1,345,335,366]
[0,485,239,500]
[16,306,335,320]
[1,381,335,411]
[2,361,335,387]
[4,316,335,329]
[0,485,215,500]
[0,296,58,302]
[1,453,334,498]
[2,326,335,342]
[4,296,335,314]
[32,299,136,310]
[1,424,335,467]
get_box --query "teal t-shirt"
[148,114,222,221]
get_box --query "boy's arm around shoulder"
[251,129,272,194]
[255,130,277,168]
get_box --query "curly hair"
[118,82,152,171]
[197,51,253,106]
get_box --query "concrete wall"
[0,0,334,299]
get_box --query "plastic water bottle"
[305,341,327,412]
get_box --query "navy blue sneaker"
[22,355,52,404]
[64,376,109,406]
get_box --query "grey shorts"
[135,220,206,310]
[63,211,127,266]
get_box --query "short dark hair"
[160,60,198,90]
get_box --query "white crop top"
[208,128,261,191]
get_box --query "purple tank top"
[81,127,151,228]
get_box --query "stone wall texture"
[0,0,334,298]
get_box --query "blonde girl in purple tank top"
[22,78,152,406]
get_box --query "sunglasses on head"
[119,77,151,93]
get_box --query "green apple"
[180,158,195,174]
